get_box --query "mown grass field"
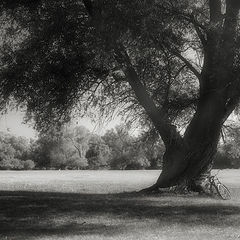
[0,170,240,240]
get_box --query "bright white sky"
[1,109,239,140]
[0,110,36,138]
[0,110,123,139]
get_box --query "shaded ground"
[0,170,240,240]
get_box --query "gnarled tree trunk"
[154,91,227,190]
[144,0,240,192]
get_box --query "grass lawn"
[0,170,240,240]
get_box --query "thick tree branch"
[209,0,222,23]
[126,67,182,147]
[204,0,222,59]
[114,45,183,147]
[221,0,240,65]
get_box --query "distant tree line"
[0,124,240,170]
[0,133,35,170]
[0,124,164,170]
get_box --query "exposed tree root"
[139,183,196,195]
[138,184,160,194]
[138,177,208,196]
[138,176,231,200]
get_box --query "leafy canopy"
[1,0,236,132]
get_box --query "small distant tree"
[30,133,57,169]
[214,124,240,169]
[0,133,15,159]
[64,126,90,161]
[103,124,150,169]
[137,130,165,169]
[8,136,30,161]
[67,155,88,170]
[86,134,110,169]
[0,157,25,170]
[23,159,35,170]
[49,138,88,169]
[0,132,31,170]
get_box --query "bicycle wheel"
[216,183,231,200]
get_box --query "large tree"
[1,0,240,191]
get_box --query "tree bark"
[150,73,237,192]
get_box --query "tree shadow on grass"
[0,191,240,239]
[1,221,126,240]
